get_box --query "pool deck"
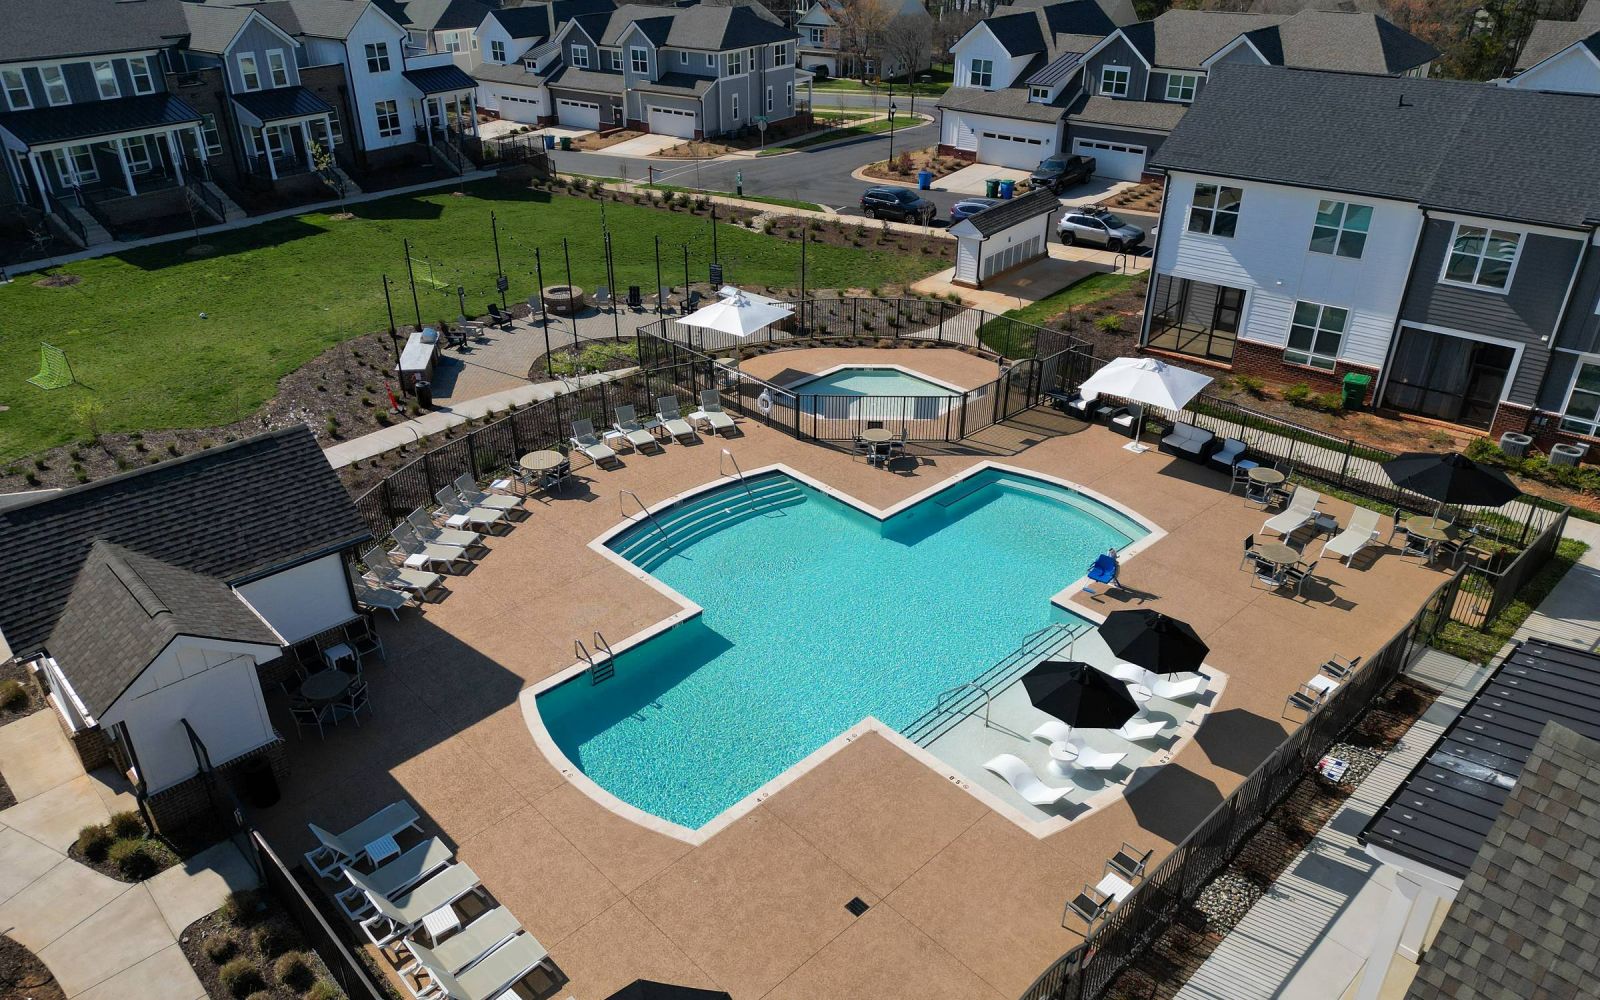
[256,400,1447,1000]
[739,345,1003,392]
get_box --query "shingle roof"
[589,2,792,50]
[1068,93,1188,130]
[235,0,377,41]
[634,72,715,96]
[48,541,281,718]
[385,0,495,32]
[1515,18,1600,69]
[233,85,333,122]
[1151,65,1600,229]
[182,4,260,56]
[0,427,369,661]
[0,0,190,63]
[937,85,1068,122]
[544,63,626,93]
[488,5,554,39]
[0,93,201,147]
[954,187,1060,237]
[403,63,478,94]
[1362,639,1600,879]
[976,0,1126,61]
[472,62,542,85]
[1260,10,1437,73]
[1404,721,1600,1000]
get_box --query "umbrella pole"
[1123,407,1150,454]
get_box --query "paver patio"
[257,373,1447,999]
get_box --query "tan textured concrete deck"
[257,403,1445,1000]
[739,346,1002,392]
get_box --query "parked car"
[860,187,936,224]
[1057,207,1145,250]
[1028,155,1095,193]
[949,197,1002,223]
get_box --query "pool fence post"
[937,300,945,343]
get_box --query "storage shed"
[949,188,1060,288]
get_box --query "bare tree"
[833,0,896,78]
[881,12,934,83]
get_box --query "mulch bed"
[0,661,45,727]
[862,146,965,183]
[0,934,64,1000]
[180,896,350,1000]
[761,216,955,272]
[1098,181,1164,214]
[1104,677,1438,1000]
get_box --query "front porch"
[233,87,339,188]
[1144,272,1246,365]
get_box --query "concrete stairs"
[185,180,247,224]
[52,201,111,248]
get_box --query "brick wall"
[66,721,112,771]
[298,65,359,171]
[1488,401,1598,462]
[1227,339,1379,397]
[145,737,288,837]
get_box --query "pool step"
[939,475,1144,541]
[610,476,807,569]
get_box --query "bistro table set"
[287,625,381,739]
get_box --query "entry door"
[1212,287,1244,334]
[1461,346,1515,427]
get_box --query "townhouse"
[471,0,618,122]
[794,0,933,81]
[1502,0,1600,96]
[1139,65,1600,454]
[383,0,497,63]
[936,4,1434,177]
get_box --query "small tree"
[882,11,934,85]
[310,140,347,214]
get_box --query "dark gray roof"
[0,427,369,660]
[1261,10,1437,73]
[1133,11,1287,68]
[1067,93,1188,131]
[0,0,190,63]
[958,188,1060,236]
[233,85,332,121]
[49,541,281,718]
[1151,65,1600,229]
[1405,721,1600,1000]
[1516,18,1600,69]
[544,63,625,93]
[937,85,1067,122]
[1362,639,1600,879]
[472,62,542,84]
[386,0,494,32]
[182,3,261,56]
[488,5,553,38]
[403,63,478,94]
[588,2,791,49]
[0,93,201,147]
[634,72,714,96]
[233,0,378,41]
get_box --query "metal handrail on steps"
[619,490,673,549]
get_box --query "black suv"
[1028,154,1095,193]
[859,186,936,224]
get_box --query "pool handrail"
[619,489,674,549]
[718,449,762,510]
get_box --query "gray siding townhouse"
[1140,65,1600,457]
[794,0,933,81]
[382,0,498,61]
[472,0,618,122]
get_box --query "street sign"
[757,116,768,131]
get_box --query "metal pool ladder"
[619,489,673,549]
[719,448,765,510]
[577,632,617,684]
[933,681,994,730]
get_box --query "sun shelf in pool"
[534,469,1147,830]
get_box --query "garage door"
[648,106,697,139]
[977,129,1047,169]
[1072,138,1147,182]
[557,99,600,130]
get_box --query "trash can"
[559,136,571,151]
[917,169,933,190]
[415,379,433,409]
[543,134,555,149]
[998,179,1015,199]
[1341,371,1371,409]
[236,755,279,809]
[984,178,1000,199]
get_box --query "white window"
[490,39,506,62]
[1165,73,1197,102]
[365,42,390,73]
[786,81,792,106]
[807,27,825,45]
[571,46,589,69]
[1442,222,1522,291]
[40,65,69,106]
[1559,360,1600,436]
[52,146,98,184]
[727,50,744,75]
[774,43,789,66]
[200,112,224,155]
[1100,65,1129,97]
[327,108,344,145]
[1187,183,1242,238]
[375,99,401,137]
[1284,301,1348,371]
[93,60,120,99]
[444,33,463,53]
[731,92,739,120]
[969,58,992,88]
[1029,85,1050,102]
[706,53,715,67]
[122,137,152,173]
[129,56,156,95]
[606,50,618,70]
[631,46,649,74]
[1,68,29,110]
[238,53,261,91]
[680,51,688,65]
[1310,200,1371,259]
[765,85,773,113]
[267,50,290,88]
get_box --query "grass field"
[976,272,1143,355]
[811,65,952,96]
[0,179,942,460]
[759,114,928,155]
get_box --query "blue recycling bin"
[543,134,555,149]
[998,179,1015,199]
[917,169,932,190]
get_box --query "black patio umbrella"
[1098,609,1209,675]
[1021,659,1138,729]
[1380,451,1519,521]
[606,982,733,1000]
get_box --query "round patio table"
[1254,541,1301,567]
[1247,467,1286,487]
[299,670,352,707]
[860,428,894,443]
[1047,741,1079,779]
[519,450,565,474]
[1128,683,1154,717]
[1405,521,1453,542]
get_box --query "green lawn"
[760,114,928,155]
[639,184,823,212]
[976,272,1143,355]
[811,65,952,95]
[0,179,940,460]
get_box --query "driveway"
[606,133,690,158]
[936,163,1030,196]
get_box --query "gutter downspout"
[1137,167,1169,351]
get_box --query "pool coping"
[519,460,1199,846]
[779,363,969,396]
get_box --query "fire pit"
[542,285,585,315]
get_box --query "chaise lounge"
[985,753,1073,805]
[570,419,618,467]
[303,801,424,878]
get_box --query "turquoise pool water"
[791,366,958,398]
[536,469,1145,829]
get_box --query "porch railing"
[50,193,89,246]
[70,185,116,238]
[185,176,227,223]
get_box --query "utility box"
[1341,371,1371,409]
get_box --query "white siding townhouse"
[937,4,1435,177]
[1501,0,1600,96]
[794,0,933,81]
[1139,64,1600,456]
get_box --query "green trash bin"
[1342,371,1371,409]
[559,136,572,151]
[984,178,1000,198]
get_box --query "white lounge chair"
[355,584,412,620]
[391,523,473,573]
[423,933,553,1000]
[1031,719,1074,744]
[336,837,454,919]
[1069,740,1127,772]
[433,488,506,533]
[984,754,1072,805]
[406,508,483,552]
[400,906,524,998]
[354,862,482,947]
[1116,717,1167,742]
[655,396,698,443]
[613,405,662,452]
[452,475,525,517]
[1109,663,1153,686]
[303,801,423,878]
[1151,673,1208,701]
[1319,507,1383,564]
[570,419,618,467]
[1261,486,1320,538]
[692,389,737,435]
[361,547,446,602]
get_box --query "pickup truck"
[1028,155,1095,193]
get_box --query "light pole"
[887,100,898,163]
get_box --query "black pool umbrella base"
[1098,610,1209,675]
[1021,659,1138,730]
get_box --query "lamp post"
[887,100,898,163]
[402,238,422,329]
[490,211,506,309]
[535,247,552,377]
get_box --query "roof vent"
[1396,94,1412,108]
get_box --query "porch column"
[300,120,316,171]
[26,152,51,208]
[165,131,184,184]
[468,91,479,136]
[422,101,433,145]
[264,129,278,180]
[114,139,137,196]
[193,124,209,164]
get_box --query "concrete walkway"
[0,711,258,999]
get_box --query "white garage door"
[557,99,601,129]
[977,129,1047,169]
[1072,138,1147,182]
[488,89,542,124]
[648,106,697,138]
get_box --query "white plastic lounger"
[406,509,482,551]
[1116,718,1166,742]
[693,389,737,434]
[985,754,1072,805]
[1069,741,1127,772]
[303,801,423,878]
[570,420,618,466]
[655,396,698,442]
[1319,507,1383,564]
[400,906,523,998]
[1261,487,1320,538]
[613,405,661,452]
[1031,719,1074,745]
[358,863,482,947]
[423,933,553,1000]
[452,475,525,516]
[433,489,506,533]
[1109,663,1153,686]
[361,547,446,601]
[337,837,454,919]
[1151,673,1208,701]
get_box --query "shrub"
[203,934,240,964]
[252,921,302,960]
[108,810,145,840]
[1093,313,1123,332]
[245,992,274,1000]
[76,824,113,862]
[305,980,343,1000]
[221,889,264,926]
[1282,382,1311,405]
[218,957,266,998]
[0,679,28,710]
[108,839,159,880]
[274,951,316,992]
[1308,392,1344,414]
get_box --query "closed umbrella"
[1021,659,1138,729]
[1098,609,1208,675]
[1078,356,1213,453]
[1380,451,1519,523]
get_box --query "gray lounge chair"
[423,932,553,1000]
[570,419,618,467]
[355,583,412,620]
[391,523,473,573]
[400,907,527,994]
[336,837,454,919]
[452,475,525,517]
[693,389,737,435]
[355,862,482,947]
[655,395,697,442]
[406,508,484,553]
[433,488,506,533]
[613,405,661,452]
[360,547,447,603]
[303,800,423,878]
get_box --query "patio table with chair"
[1245,466,1286,506]
[519,449,571,494]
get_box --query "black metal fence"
[1450,507,1569,628]
[1020,571,1461,1000]
[249,832,388,1000]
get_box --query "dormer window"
[130,57,156,95]
[490,39,506,62]
[1100,66,1129,97]
[571,45,590,69]
[1029,86,1050,102]
[1165,73,1198,102]
[968,58,993,88]
[237,53,260,92]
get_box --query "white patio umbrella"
[677,288,794,361]
[1078,356,1213,453]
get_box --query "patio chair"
[1116,717,1166,742]
[613,405,662,453]
[1110,663,1152,686]
[570,419,619,467]
[1108,404,1142,439]
[655,396,698,442]
[627,285,643,311]
[1228,463,1255,495]
[420,933,553,1000]
[336,837,454,919]
[1261,487,1320,538]
[1031,719,1074,745]
[407,508,484,553]
[1068,740,1126,773]
[1279,560,1318,600]
[400,907,527,997]
[1086,551,1120,590]
[333,679,371,727]
[452,475,526,517]
[1435,536,1479,569]
[984,754,1072,806]
[1401,531,1433,562]
[693,389,737,435]
[487,303,514,329]
[1320,654,1361,680]
[1207,438,1248,473]
[1240,534,1263,571]
[361,546,448,603]
[346,617,386,667]
[356,862,483,947]
[1150,673,1208,701]
[289,700,330,740]
[1044,390,1093,421]
[685,289,703,311]
[1284,683,1323,719]
[1319,507,1382,564]
[1064,884,1111,929]
[355,584,412,620]
[433,488,507,534]
[1108,842,1153,882]
[391,523,474,573]
[303,800,424,878]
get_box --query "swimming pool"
[789,366,960,398]
[535,468,1147,831]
